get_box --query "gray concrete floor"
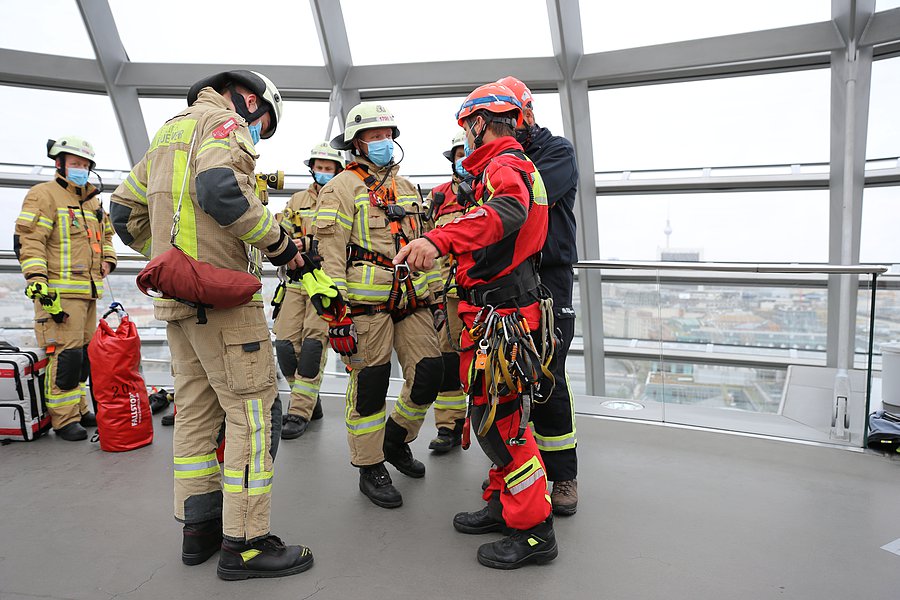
[2,396,900,599]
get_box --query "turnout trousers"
[459,301,552,531]
[33,297,95,430]
[533,265,578,481]
[432,297,466,431]
[341,307,442,467]
[273,287,328,420]
[168,305,278,542]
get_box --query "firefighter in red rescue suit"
[395,83,559,569]
[15,136,116,442]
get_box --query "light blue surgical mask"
[248,122,262,145]
[313,172,334,186]
[454,158,470,178]
[366,138,394,167]
[463,132,473,157]
[67,168,89,187]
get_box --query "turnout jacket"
[281,183,321,291]
[315,155,441,307]
[425,136,548,291]
[110,87,296,321]
[15,175,117,298]
[425,178,465,299]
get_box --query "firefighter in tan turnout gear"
[15,136,116,441]
[425,129,469,452]
[315,101,444,508]
[273,142,345,439]
[110,70,313,581]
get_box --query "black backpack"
[867,410,900,453]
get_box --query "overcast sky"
[0,0,898,264]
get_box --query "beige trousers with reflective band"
[169,305,277,541]
[34,298,95,429]
[342,309,441,466]
[273,288,328,420]
[433,297,466,430]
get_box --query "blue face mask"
[248,122,262,145]
[463,134,473,158]
[67,167,89,187]
[313,172,334,186]
[366,138,394,167]
[454,158,470,178]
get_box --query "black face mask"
[515,124,537,148]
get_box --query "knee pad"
[55,348,83,391]
[80,345,90,383]
[270,395,282,460]
[440,352,461,393]
[356,363,391,417]
[410,356,443,406]
[274,339,298,379]
[297,338,324,379]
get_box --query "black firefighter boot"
[311,396,324,420]
[281,414,309,440]
[182,518,222,565]
[383,417,425,478]
[476,516,558,570]
[217,534,313,580]
[428,418,463,453]
[359,463,402,508]
[453,492,510,534]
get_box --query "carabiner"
[394,262,410,282]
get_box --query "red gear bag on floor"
[88,304,153,452]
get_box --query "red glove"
[328,313,358,356]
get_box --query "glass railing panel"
[582,262,885,447]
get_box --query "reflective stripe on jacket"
[314,156,440,306]
[15,176,117,298]
[109,87,294,321]
[283,184,319,291]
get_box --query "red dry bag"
[88,306,153,452]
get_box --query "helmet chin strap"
[227,84,269,126]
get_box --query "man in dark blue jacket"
[497,76,579,516]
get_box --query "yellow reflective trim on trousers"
[505,455,543,488]
[223,468,243,493]
[292,378,322,399]
[346,375,386,435]
[140,239,152,258]
[434,392,466,410]
[150,119,197,152]
[171,149,198,259]
[174,452,217,464]
[533,431,577,451]
[346,411,386,435]
[174,452,220,479]
[239,208,274,244]
[394,395,429,421]
[245,398,273,496]
[533,373,577,451]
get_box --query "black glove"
[430,302,447,331]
